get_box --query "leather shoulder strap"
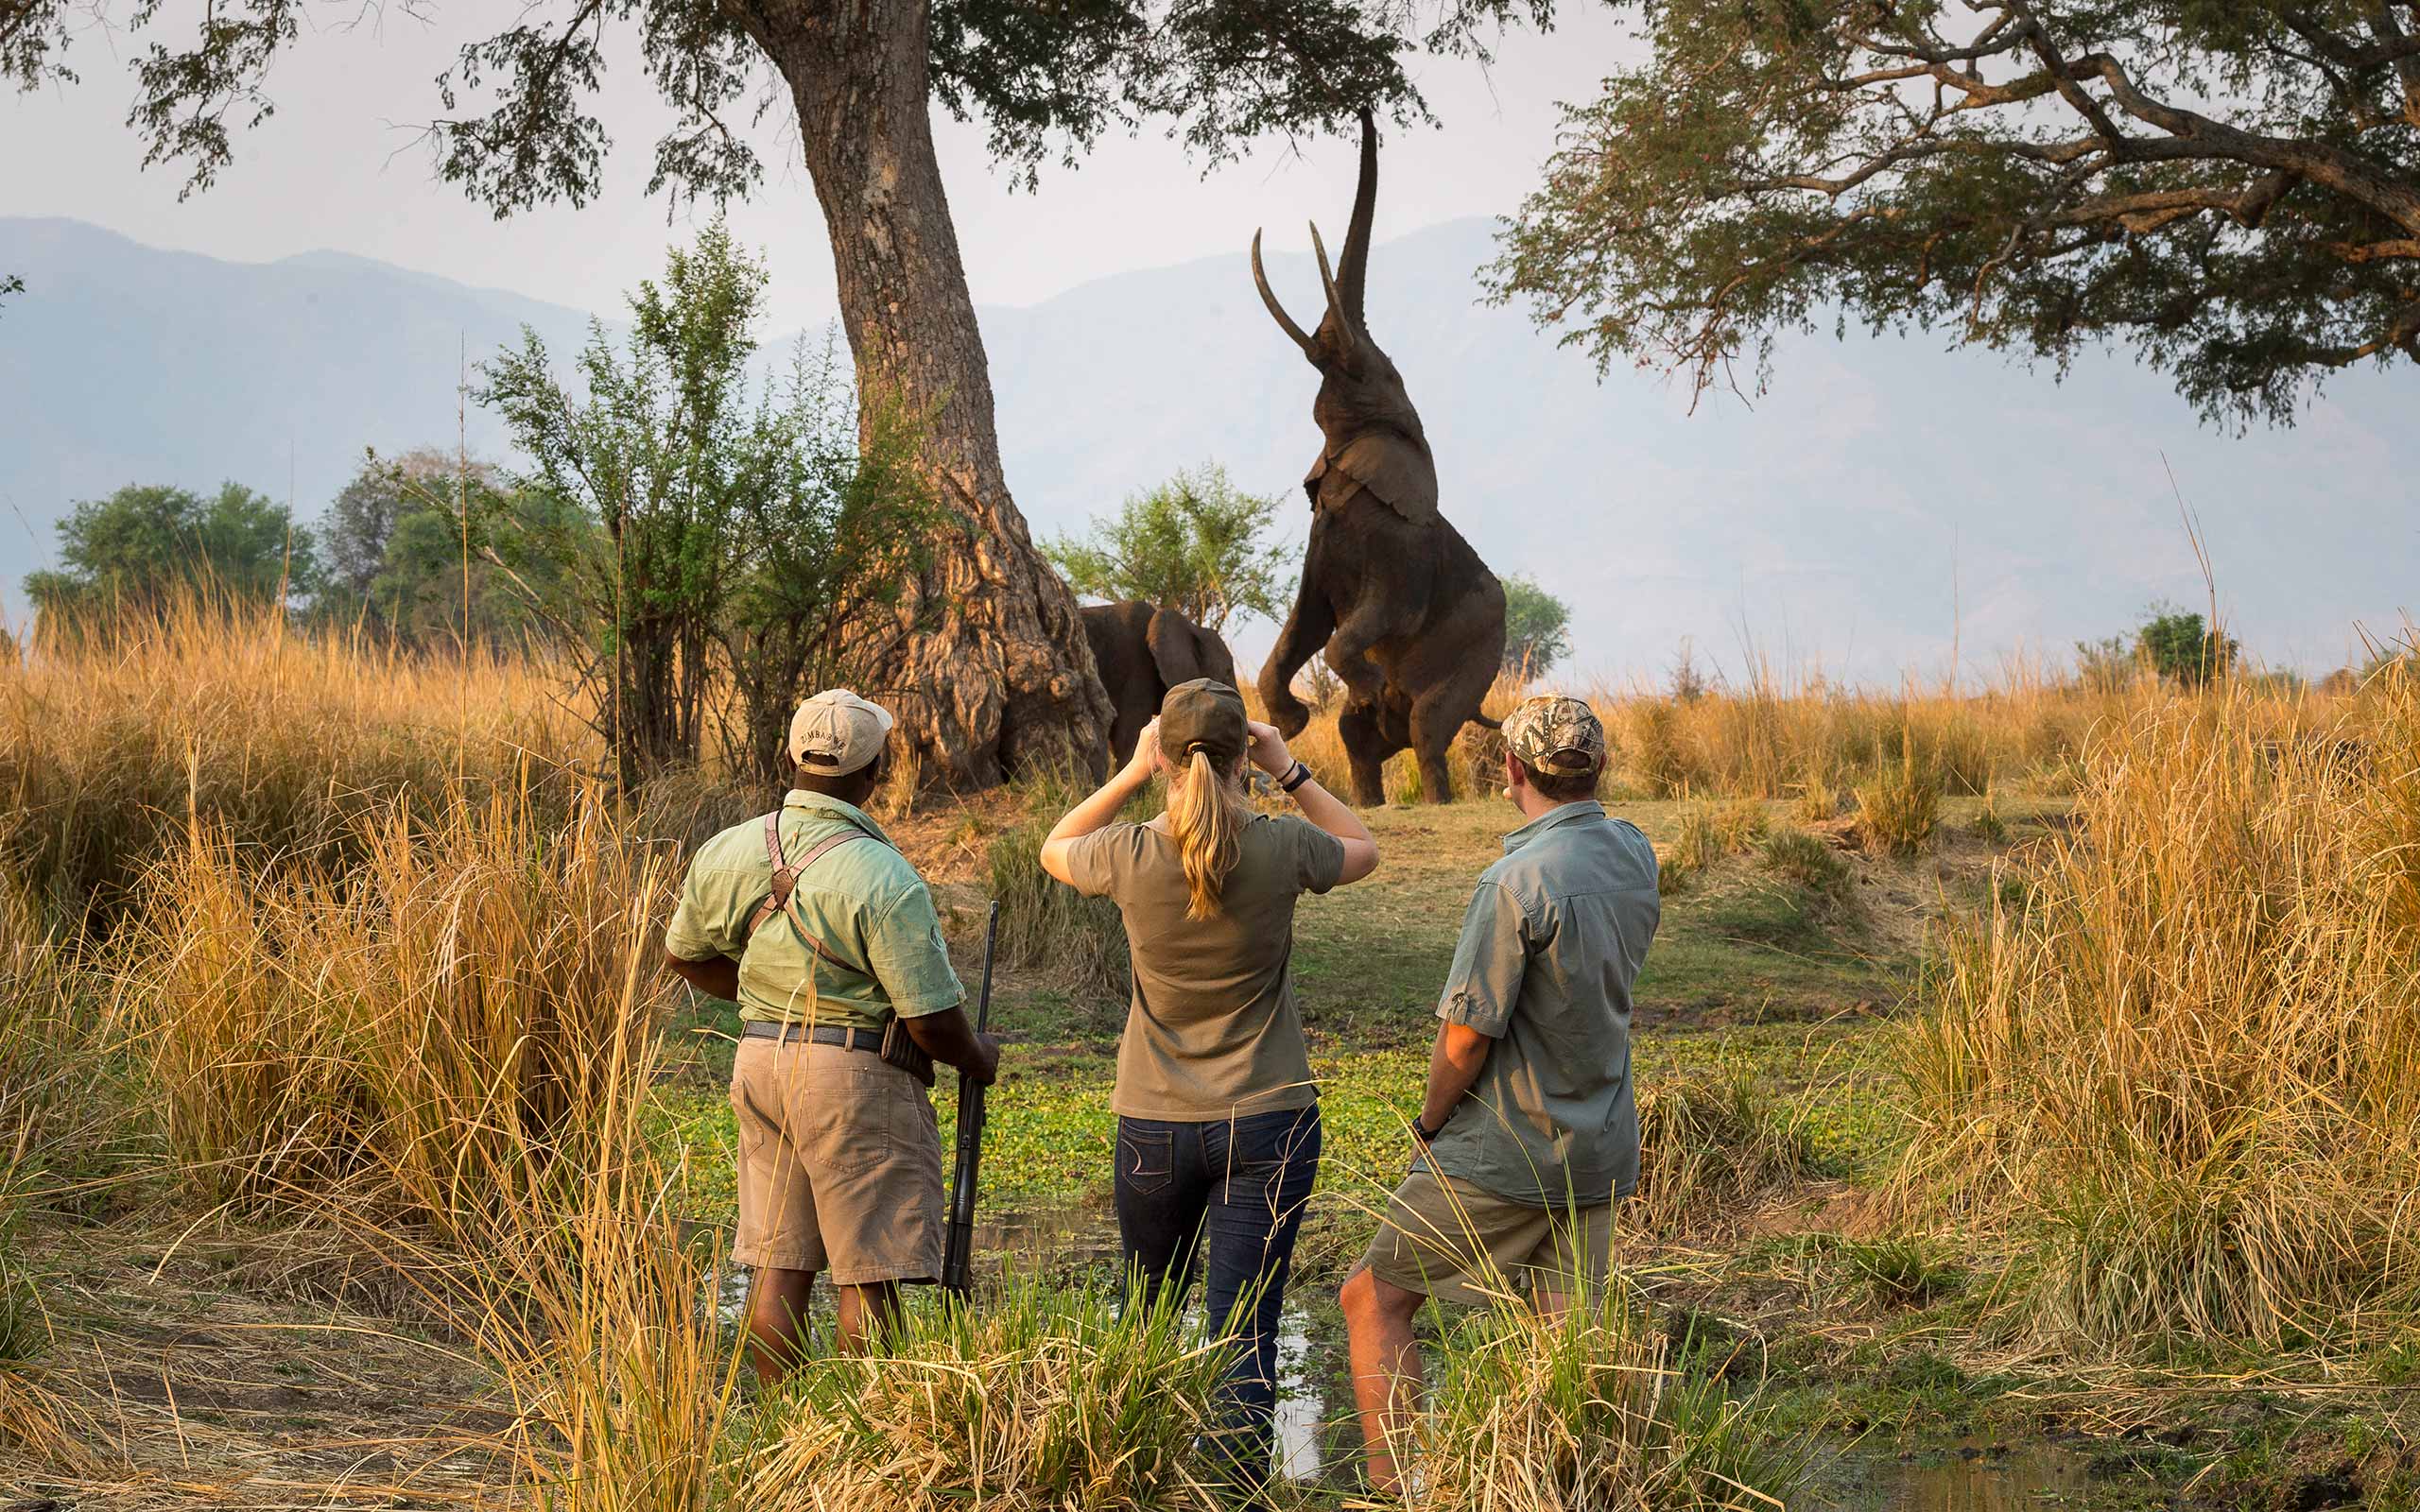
[743,813,887,943]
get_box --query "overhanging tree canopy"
[7,0,1547,782]
[1489,0,2420,427]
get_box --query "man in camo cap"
[1339,694,1661,1492]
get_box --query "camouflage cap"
[1503,695,1606,776]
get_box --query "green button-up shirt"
[664,790,964,1033]
[1426,800,1661,1208]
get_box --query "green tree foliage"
[1500,572,1572,677]
[24,482,316,629]
[2079,604,2242,687]
[9,0,1555,785]
[2135,605,2239,686]
[314,449,583,651]
[1046,465,1296,632]
[1490,1,2420,428]
[8,1,1547,202]
[480,223,938,792]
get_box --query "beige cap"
[788,689,895,776]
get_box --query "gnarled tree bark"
[736,0,1111,785]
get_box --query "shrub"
[1045,463,1295,635]
[1669,798,1768,875]
[1759,829,1847,892]
[741,1273,1229,1511]
[1409,1280,1805,1511]
[1841,1236,1964,1309]
[1897,669,2420,1351]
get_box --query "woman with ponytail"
[1042,678,1378,1486]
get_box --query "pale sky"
[2,4,1644,328]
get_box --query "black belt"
[742,1021,887,1054]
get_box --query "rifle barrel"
[942,902,1002,1297]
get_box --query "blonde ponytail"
[1168,747,1251,920]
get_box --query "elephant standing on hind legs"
[1253,110,1506,807]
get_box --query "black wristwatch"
[1280,760,1313,793]
[1412,1113,1449,1144]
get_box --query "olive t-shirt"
[1061,815,1347,1122]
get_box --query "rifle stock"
[940,901,1000,1298]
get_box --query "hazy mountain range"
[4,214,2412,680]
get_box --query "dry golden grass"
[1,880,113,1469]
[0,597,586,931]
[1630,1067,1816,1237]
[113,782,676,1244]
[1897,658,2420,1351]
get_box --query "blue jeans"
[1114,1105,1322,1483]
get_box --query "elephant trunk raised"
[1250,110,1507,805]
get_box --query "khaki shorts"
[730,1037,944,1285]
[1356,1167,1612,1308]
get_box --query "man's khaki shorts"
[1356,1167,1612,1307]
[729,1036,944,1285]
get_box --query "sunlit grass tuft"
[740,1273,1229,1511]
[1409,1279,1805,1511]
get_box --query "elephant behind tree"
[1252,110,1506,806]
[1080,600,1239,765]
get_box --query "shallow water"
[1806,1440,2120,1511]
[1271,1304,1326,1482]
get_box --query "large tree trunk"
[741,0,1111,786]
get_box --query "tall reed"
[115,782,673,1244]
[988,770,1132,1010]
[1897,662,2420,1349]
[0,594,583,930]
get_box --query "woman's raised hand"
[1125,718,1166,780]
[1245,719,1293,778]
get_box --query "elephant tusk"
[1252,229,1316,355]
[1308,220,1350,336]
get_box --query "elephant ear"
[1326,431,1440,524]
[1196,622,1239,691]
[1146,608,1209,688]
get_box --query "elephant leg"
[1403,580,1510,805]
[1409,688,1472,805]
[1324,600,1399,707]
[1338,700,1393,808]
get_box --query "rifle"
[940,901,1000,1300]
